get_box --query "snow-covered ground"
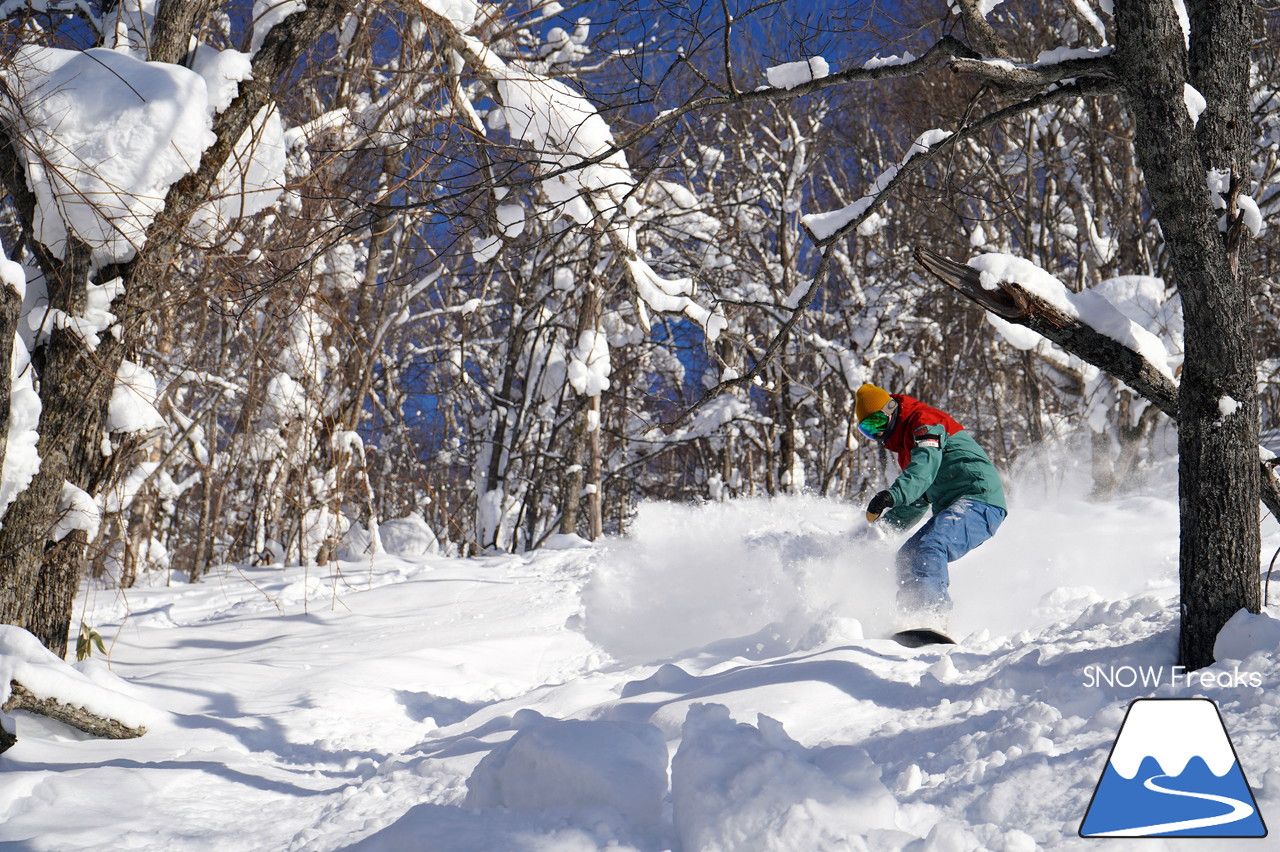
[3,464,1280,851]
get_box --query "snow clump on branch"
[429,9,727,340]
[0,42,289,265]
[567,329,610,396]
[0,47,216,266]
[0,253,39,524]
[970,253,1179,381]
[1207,169,1265,237]
[764,57,830,90]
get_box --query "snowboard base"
[892,628,956,648]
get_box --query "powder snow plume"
[582,495,901,663]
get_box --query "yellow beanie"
[855,384,891,423]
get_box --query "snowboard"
[892,628,956,648]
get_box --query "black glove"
[865,490,895,522]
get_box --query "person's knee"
[913,535,951,566]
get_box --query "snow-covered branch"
[953,0,1011,59]
[916,246,1280,520]
[948,50,1116,90]
[801,78,1118,247]
[411,0,726,340]
[0,625,155,753]
[916,248,1177,414]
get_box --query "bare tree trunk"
[776,370,799,494]
[1090,430,1118,500]
[587,392,603,540]
[1115,0,1260,670]
[1019,351,1044,444]
[560,398,586,537]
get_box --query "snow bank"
[1214,609,1280,662]
[0,626,160,731]
[5,472,1279,850]
[465,714,668,837]
[671,703,904,851]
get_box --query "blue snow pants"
[896,498,1006,613]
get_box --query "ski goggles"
[857,410,890,440]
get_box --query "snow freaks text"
[1082,665,1263,690]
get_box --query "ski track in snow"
[0,488,1278,850]
[1090,774,1254,837]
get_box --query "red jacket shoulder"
[885,395,964,468]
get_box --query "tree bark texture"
[0,238,102,655]
[0,275,19,479]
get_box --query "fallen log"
[1,679,147,753]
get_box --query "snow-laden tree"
[0,0,346,653]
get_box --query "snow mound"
[464,714,668,836]
[340,515,439,560]
[671,703,905,851]
[378,515,440,557]
[1214,608,1280,662]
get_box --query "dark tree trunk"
[1114,0,1260,670]
[776,370,799,494]
[0,236,110,656]
[559,401,586,538]
[0,273,18,477]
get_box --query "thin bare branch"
[804,78,1120,248]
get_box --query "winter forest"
[3,0,1280,847]
[1,0,1278,657]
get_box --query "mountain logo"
[1079,697,1267,838]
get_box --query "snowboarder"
[855,383,1007,643]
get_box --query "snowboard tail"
[892,628,956,647]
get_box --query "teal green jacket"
[881,395,1007,530]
